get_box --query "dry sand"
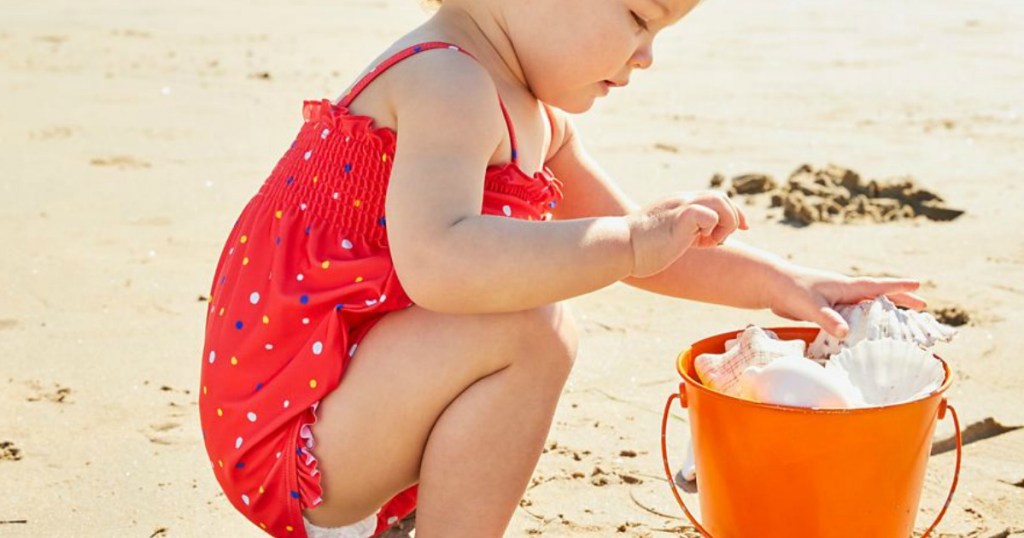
[2,0,1023,536]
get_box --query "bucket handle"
[920,399,962,538]
[659,393,963,538]
[660,392,712,537]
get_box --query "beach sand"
[1,0,1022,535]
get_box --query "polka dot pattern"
[200,40,561,537]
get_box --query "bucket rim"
[675,326,953,415]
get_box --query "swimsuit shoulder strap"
[338,41,521,163]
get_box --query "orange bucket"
[660,327,962,538]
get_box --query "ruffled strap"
[334,41,525,168]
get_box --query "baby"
[198,1,925,536]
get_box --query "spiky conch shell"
[824,339,945,406]
[807,296,957,359]
[695,325,806,397]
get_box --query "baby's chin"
[546,92,599,114]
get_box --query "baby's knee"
[511,302,579,372]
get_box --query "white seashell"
[695,326,806,397]
[680,437,697,482]
[825,339,944,406]
[807,296,957,359]
[739,355,862,409]
[724,326,780,351]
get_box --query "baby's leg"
[304,303,578,537]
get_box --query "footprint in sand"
[110,29,151,39]
[542,440,592,462]
[29,126,73,140]
[89,155,151,169]
[35,35,68,45]
[25,381,71,403]
[145,383,194,444]
[147,421,182,446]
[1,441,22,461]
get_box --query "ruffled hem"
[302,99,397,152]
[296,401,324,509]
[484,162,564,214]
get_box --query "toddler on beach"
[199,1,926,536]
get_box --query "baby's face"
[504,0,701,112]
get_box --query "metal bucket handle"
[659,392,963,538]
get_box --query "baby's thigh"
[305,303,578,526]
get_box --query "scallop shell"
[807,296,957,359]
[824,339,945,406]
[739,355,863,409]
[695,325,806,397]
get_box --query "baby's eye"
[630,11,649,31]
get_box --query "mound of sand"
[710,164,966,226]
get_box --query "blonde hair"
[420,0,442,9]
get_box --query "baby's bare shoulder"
[385,49,504,140]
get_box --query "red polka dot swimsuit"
[199,42,564,537]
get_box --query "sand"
[1,0,1022,536]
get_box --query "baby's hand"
[768,266,926,338]
[626,191,748,278]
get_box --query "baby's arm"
[544,111,924,336]
[386,52,636,314]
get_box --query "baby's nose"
[631,46,654,70]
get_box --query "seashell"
[695,326,806,397]
[739,355,863,409]
[680,437,697,482]
[824,339,944,406]
[807,296,957,359]
[724,326,781,351]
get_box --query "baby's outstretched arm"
[629,243,924,336]
[544,111,925,337]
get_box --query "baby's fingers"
[840,277,920,304]
[817,306,850,339]
[884,291,927,311]
[681,205,720,248]
[737,204,750,230]
[704,196,745,244]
